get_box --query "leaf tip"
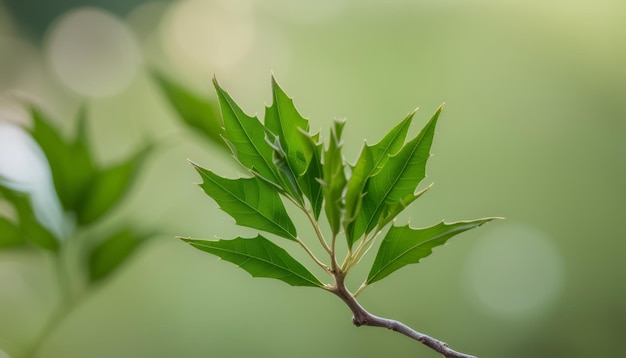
[188,161,212,184]
[188,159,201,169]
[211,75,223,92]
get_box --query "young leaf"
[30,106,96,212]
[181,236,323,287]
[88,229,144,283]
[0,217,23,248]
[322,120,347,236]
[0,185,58,251]
[267,133,303,202]
[354,107,441,237]
[367,218,497,285]
[345,111,414,246]
[298,131,324,219]
[76,144,152,225]
[213,78,281,186]
[152,71,226,149]
[193,164,298,241]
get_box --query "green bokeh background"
[1,0,625,357]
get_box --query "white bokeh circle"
[464,224,565,319]
[45,7,141,98]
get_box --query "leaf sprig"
[181,76,499,358]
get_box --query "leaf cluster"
[179,76,498,293]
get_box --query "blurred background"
[0,0,625,357]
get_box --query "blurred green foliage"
[0,106,151,357]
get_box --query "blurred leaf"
[0,217,23,248]
[30,106,95,212]
[193,163,297,241]
[152,71,226,149]
[76,144,152,225]
[88,229,144,283]
[213,78,281,186]
[322,120,347,236]
[345,111,414,246]
[367,219,497,285]
[0,185,58,251]
[182,236,323,287]
[355,107,441,237]
[28,106,148,226]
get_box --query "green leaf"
[152,71,226,149]
[30,106,96,212]
[298,131,324,219]
[193,164,298,241]
[182,236,323,287]
[367,218,497,285]
[344,111,414,246]
[376,183,433,230]
[0,217,23,248]
[264,76,310,177]
[264,76,319,203]
[76,144,152,225]
[88,229,144,283]
[267,133,303,202]
[322,119,347,236]
[213,78,281,186]
[0,185,58,251]
[355,107,442,237]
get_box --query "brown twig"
[327,273,477,358]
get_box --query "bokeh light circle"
[464,224,565,319]
[161,0,255,73]
[257,0,349,24]
[45,8,141,98]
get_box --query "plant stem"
[353,282,367,298]
[303,208,332,255]
[295,237,330,273]
[329,273,477,358]
[344,228,381,273]
[339,248,352,271]
[23,251,84,358]
[24,294,81,358]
